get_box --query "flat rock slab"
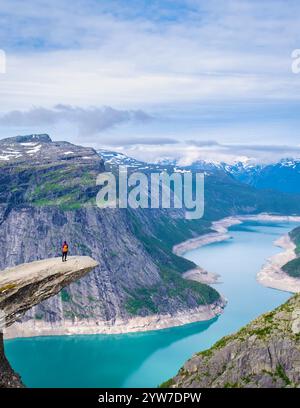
[0,256,98,327]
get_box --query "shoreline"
[175,212,300,294]
[182,267,221,285]
[5,212,300,339]
[257,234,300,293]
[173,216,242,256]
[174,214,300,256]
[4,298,226,339]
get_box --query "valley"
[5,220,296,387]
[1,134,300,387]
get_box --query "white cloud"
[0,105,151,135]
[105,141,300,165]
[0,0,300,150]
[0,0,300,111]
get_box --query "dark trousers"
[62,252,68,262]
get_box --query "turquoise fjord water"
[4,221,297,388]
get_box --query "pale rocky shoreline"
[173,216,242,257]
[5,213,300,339]
[177,213,300,294]
[174,214,300,257]
[257,234,300,293]
[4,298,226,339]
[182,267,221,285]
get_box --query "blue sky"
[0,0,300,163]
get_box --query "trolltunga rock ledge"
[0,256,98,388]
[0,256,99,328]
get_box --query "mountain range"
[1,135,300,336]
[100,150,300,194]
[225,159,300,194]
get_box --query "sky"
[0,0,300,164]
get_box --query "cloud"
[188,140,300,157]
[100,136,179,146]
[108,140,300,165]
[0,105,152,135]
[0,0,299,150]
[1,0,300,111]
[187,140,221,147]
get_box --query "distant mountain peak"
[0,134,52,145]
[0,134,103,168]
[278,157,300,167]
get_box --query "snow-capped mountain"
[98,150,227,178]
[222,161,264,185]
[0,134,98,165]
[156,157,224,172]
[99,150,300,194]
[98,150,146,168]
[224,159,300,194]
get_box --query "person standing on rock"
[62,241,69,262]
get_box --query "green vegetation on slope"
[125,266,220,315]
[282,226,300,277]
[282,258,300,278]
[128,211,199,273]
[0,162,100,211]
[161,294,300,388]
[125,211,220,315]
[27,166,98,210]
[289,226,300,255]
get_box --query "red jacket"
[62,243,68,253]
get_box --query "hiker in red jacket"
[62,241,69,262]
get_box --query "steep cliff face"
[0,134,222,335]
[166,294,300,388]
[0,256,98,388]
[0,333,22,388]
[2,134,300,336]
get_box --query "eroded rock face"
[0,256,98,387]
[167,294,300,388]
[0,134,221,333]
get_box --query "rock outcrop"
[165,294,300,388]
[0,256,98,388]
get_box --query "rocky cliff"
[0,256,98,387]
[1,134,300,336]
[165,294,300,388]
[0,134,223,336]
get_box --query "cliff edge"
[0,256,98,387]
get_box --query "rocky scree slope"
[165,294,300,388]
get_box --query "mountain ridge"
[99,149,300,194]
